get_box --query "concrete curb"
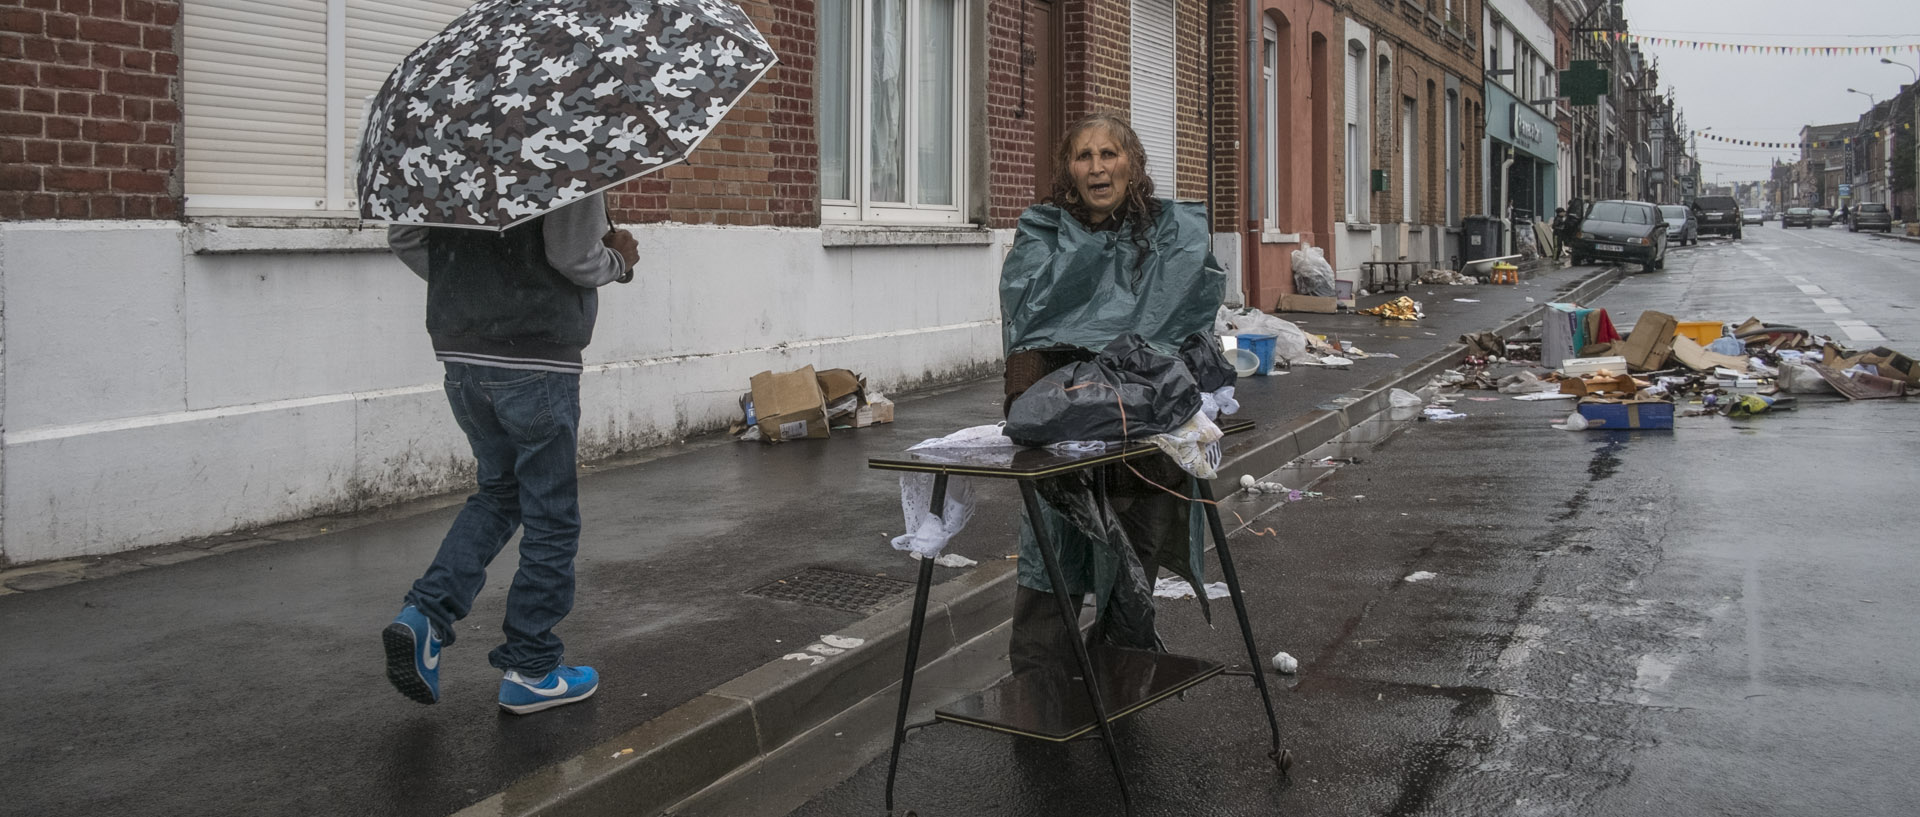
[464,266,1626,817]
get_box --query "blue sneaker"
[383,605,441,704]
[498,665,599,715]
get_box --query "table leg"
[1195,478,1288,770]
[1018,481,1135,816]
[885,472,946,813]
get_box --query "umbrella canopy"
[357,0,776,230]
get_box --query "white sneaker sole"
[499,683,598,715]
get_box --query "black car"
[1569,200,1669,272]
[1691,195,1743,239]
[1851,202,1893,233]
[1782,207,1812,228]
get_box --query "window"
[1345,39,1368,223]
[1262,17,1280,229]
[182,0,473,214]
[1401,96,1416,223]
[819,0,969,224]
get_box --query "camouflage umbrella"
[356,0,775,230]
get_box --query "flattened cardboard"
[856,394,896,427]
[1669,336,1749,373]
[1620,310,1679,372]
[750,366,830,441]
[1278,294,1339,314]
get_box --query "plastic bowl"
[1227,348,1261,377]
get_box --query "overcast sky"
[1620,0,1919,183]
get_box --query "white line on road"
[1784,275,1808,284]
[1796,284,1826,295]
[1834,320,1886,342]
[1811,298,1852,314]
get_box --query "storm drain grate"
[744,567,916,614]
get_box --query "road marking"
[1834,320,1885,342]
[1796,284,1826,295]
[1783,275,1807,284]
[1811,298,1851,314]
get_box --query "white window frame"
[1262,17,1280,230]
[818,0,969,225]
[1346,38,1369,224]
[181,0,472,216]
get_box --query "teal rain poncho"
[999,199,1227,648]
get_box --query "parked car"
[1783,207,1813,228]
[1812,208,1834,227]
[1742,208,1765,225]
[1569,200,1669,272]
[1692,195,1743,239]
[1660,205,1698,245]
[1851,202,1893,233]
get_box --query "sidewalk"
[0,263,1619,817]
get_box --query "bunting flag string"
[1691,123,1914,150]
[1588,31,1920,56]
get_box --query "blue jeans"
[406,363,582,675]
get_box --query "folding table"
[867,421,1290,815]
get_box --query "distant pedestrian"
[1551,206,1578,258]
[383,192,638,714]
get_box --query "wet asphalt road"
[770,226,1920,816]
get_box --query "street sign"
[1839,183,1852,197]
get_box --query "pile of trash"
[732,366,894,443]
[1431,305,1916,430]
[1418,268,1479,286]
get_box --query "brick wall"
[1173,0,1207,200]
[1063,0,1132,122]
[987,0,1036,227]
[608,0,812,227]
[1337,0,1483,225]
[1209,0,1241,232]
[0,0,181,220]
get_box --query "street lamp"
[1848,88,1876,106]
[1883,58,1918,83]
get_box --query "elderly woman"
[998,113,1228,677]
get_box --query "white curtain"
[820,0,852,200]
[915,0,954,205]
[868,0,905,202]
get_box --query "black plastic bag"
[1005,334,1202,446]
[1177,331,1236,393]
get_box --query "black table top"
[866,420,1253,480]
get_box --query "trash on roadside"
[1618,310,1679,372]
[1389,388,1423,408]
[1153,576,1231,600]
[1575,397,1675,430]
[1421,407,1466,421]
[1358,296,1423,321]
[749,365,833,441]
[1271,651,1300,674]
[1550,411,1589,431]
[1404,571,1437,583]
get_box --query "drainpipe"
[1498,150,1516,255]
[1243,0,1261,306]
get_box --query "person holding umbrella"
[382,196,635,714]
[360,0,776,714]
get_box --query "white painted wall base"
[0,221,1009,564]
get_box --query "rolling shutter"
[183,0,469,212]
[183,0,330,207]
[1130,0,1176,191]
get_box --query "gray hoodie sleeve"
[543,193,627,288]
[388,225,430,281]
[386,193,627,288]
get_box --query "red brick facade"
[0,0,181,220]
[1337,0,1484,228]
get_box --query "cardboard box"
[1560,373,1639,397]
[1559,355,1628,377]
[1669,336,1749,373]
[750,366,830,441]
[1620,310,1679,372]
[816,368,867,423]
[1576,398,1674,430]
[1278,293,1339,314]
[856,394,896,427]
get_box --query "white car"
[1742,208,1765,225]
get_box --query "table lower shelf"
[933,645,1224,742]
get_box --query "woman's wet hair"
[1046,112,1163,264]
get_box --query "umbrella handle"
[606,207,635,284]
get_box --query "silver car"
[1660,205,1698,245]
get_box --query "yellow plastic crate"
[1674,320,1723,346]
